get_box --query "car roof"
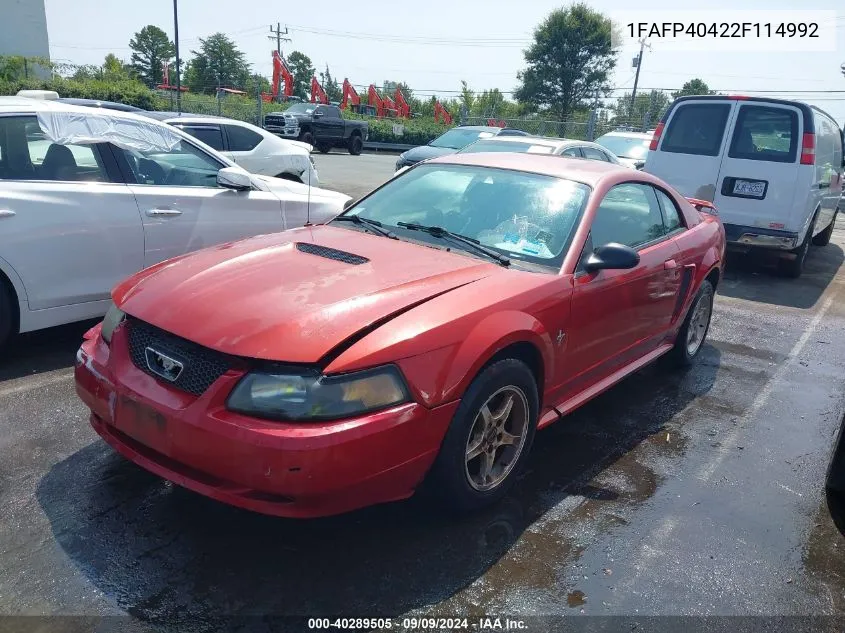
[454,125,503,132]
[598,130,653,139]
[427,151,641,187]
[0,96,154,121]
[57,98,142,112]
[142,111,226,121]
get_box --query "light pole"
[173,0,181,113]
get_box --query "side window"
[225,124,263,152]
[327,106,341,119]
[0,116,109,182]
[654,189,684,233]
[561,147,582,158]
[177,125,225,152]
[728,105,798,163]
[120,140,224,188]
[315,106,328,117]
[581,146,609,162]
[661,103,731,156]
[591,183,665,249]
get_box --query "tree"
[102,54,130,80]
[285,51,314,99]
[245,73,271,97]
[515,3,617,120]
[672,78,715,98]
[129,25,175,87]
[186,33,251,94]
[460,80,475,112]
[611,89,670,126]
[319,65,342,103]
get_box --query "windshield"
[285,103,316,115]
[595,135,651,160]
[459,140,556,155]
[336,164,590,271]
[429,128,497,150]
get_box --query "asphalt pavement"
[2,155,845,632]
[314,151,397,200]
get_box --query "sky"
[43,0,845,124]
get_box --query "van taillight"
[800,132,815,165]
[649,122,664,151]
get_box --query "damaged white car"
[0,97,350,348]
[160,115,321,185]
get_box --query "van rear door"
[713,101,803,233]
[644,99,736,201]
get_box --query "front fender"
[396,310,552,408]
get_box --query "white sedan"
[162,115,320,186]
[0,97,350,348]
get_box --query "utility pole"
[173,0,181,113]
[269,23,290,55]
[629,38,651,120]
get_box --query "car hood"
[252,174,347,202]
[401,145,458,164]
[113,225,497,363]
[278,138,313,153]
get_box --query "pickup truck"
[264,103,369,155]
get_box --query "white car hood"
[252,175,350,226]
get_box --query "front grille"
[296,242,369,265]
[126,319,232,396]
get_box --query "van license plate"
[733,179,766,198]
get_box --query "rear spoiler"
[685,197,718,215]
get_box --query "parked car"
[75,152,725,519]
[263,103,368,155]
[645,95,842,277]
[458,134,632,167]
[163,115,319,185]
[594,130,652,169]
[395,126,530,172]
[0,98,350,348]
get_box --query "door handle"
[0,210,15,218]
[146,208,182,217]
[664,259,678,270]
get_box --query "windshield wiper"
[396,222,510,267]
[333,215,398,239]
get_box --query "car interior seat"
[40,144,78,181]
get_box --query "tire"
[348,134,363,156]
[779,214,816,278]
[668,279,714,368]
[425,359,539,513]
[0,280,15,352]
[813,211,837,246]
[316,142,332,154]
[299,131,314,146]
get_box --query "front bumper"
[724,223,799,251]
[74,324,457,518]
[265,121,300,138]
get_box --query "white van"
[644,96,842,277]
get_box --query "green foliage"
[286,51,314,100]
[672,78,715,98]
[186,33,251,94]
[610,89,670,126]
[515,2,617,119]
[0,75,163,110]
[319,66,342,103]
[0,55,52,81]
[129,25,175,87]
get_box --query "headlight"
[227,365,410,421]
[101,302,125,344]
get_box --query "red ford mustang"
[75,153,725,518]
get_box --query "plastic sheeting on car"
[36,109,183,152]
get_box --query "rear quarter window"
[728,105,798,163]
[661,103,731,157]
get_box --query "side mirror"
[343,198,355,211]
[313,111,324,118]
[217,166,253,191]
[584,242,640,272]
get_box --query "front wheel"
[348,134,363,156]
[425,359,538,513]
[299,131,314,146]
[0,282,15,352]
[316,142,332,154]
[668,279,714,367]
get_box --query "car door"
[108,138,285,268]
[314,106,343,142]
[562,182,681,393]
[220,123,267,174]
[712,102,804,233]
[0,115,144,311]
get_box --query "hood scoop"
[295,242,369,265]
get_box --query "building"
[0,0,50,75]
